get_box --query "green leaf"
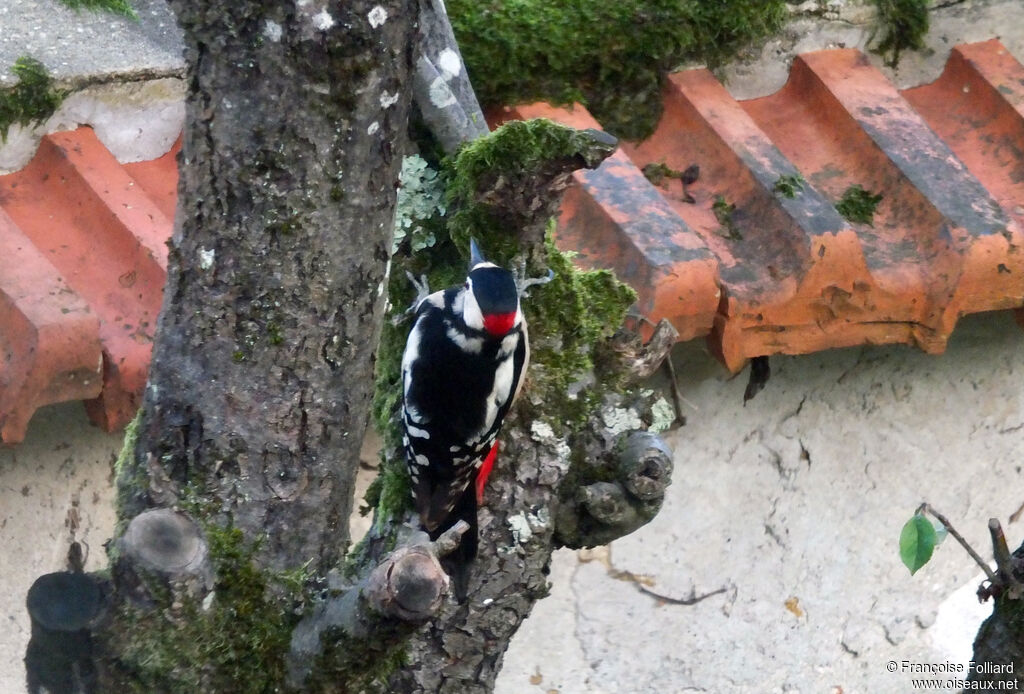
[900,513,937,575]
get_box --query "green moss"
[58,0,137,18]
[267,322,284,346]
[307,622,410,694]
[444,119,614,258]
[369,119,635,524]
[642,162,684,187]
[363,457,413,533]
[835,184,884,226]
[712,195,742,241]
[521,230,636,430]
[0,56,67,141]
[111,410,144,539]
[773,173,805,199]
[872,0,929,68]
[448,0,788,139]
[108,523,306,693]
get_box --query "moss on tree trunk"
[29,2,679,692]
[94,0,418,690]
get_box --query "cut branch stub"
[286,528,455,688]
[25,571,107,694]
[619,430,674,501]
[555,425,675,549]
[365,545,449,620]
[448,121,618,255]
[115,508,212,606]
[27,571,106,633]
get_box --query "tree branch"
[413,0,489,153]
[375,115,675,691]
[285,522,467,688]
[918,502,999,586]
[556,429,674,548]
[609,318,679,383]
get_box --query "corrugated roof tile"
[500,41,1024,372]
[1,41,1022,441]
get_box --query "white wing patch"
[446,324,484,354]
[400,320,422,399]
[489,351,514,421]
[404,401,427,425]
[405,423,430,440]
[413,289,445,314]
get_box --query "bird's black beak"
[469,237,486,269]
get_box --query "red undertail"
[476,441,499,503]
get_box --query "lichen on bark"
[365,116,677,692]
[46,0,679,689]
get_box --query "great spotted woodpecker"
[400,239,534,600]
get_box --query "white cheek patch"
[461,284,484,331]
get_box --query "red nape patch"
[483,312,515,337]
[476,441,498,504]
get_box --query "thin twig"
[637,584,727,606]
[664,354,697,414]
[989,518,1014,578]
[918,503,1000,586]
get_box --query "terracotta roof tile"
[0,129,175,442]
[495,40,1024,372]
[1,40,1023,442]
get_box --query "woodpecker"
[400,238,534,600]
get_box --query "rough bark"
[413,0,489,153]
[385,395,674,693]
[969,536,1024,687]
[121,0,415,573]
[29,1,678,689]
[373,122,676,692]
[91,0,431,690]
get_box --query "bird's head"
[463,238,520,338]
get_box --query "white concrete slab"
[498,311,1024,694]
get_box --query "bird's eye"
[464,282,469,289]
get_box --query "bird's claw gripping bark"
[405,271,431,314]
[516,264,555,298]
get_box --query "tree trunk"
[121,0,414,574]
[969,540,1024,689]
[25,1,678,690]
[89,0,420,690]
